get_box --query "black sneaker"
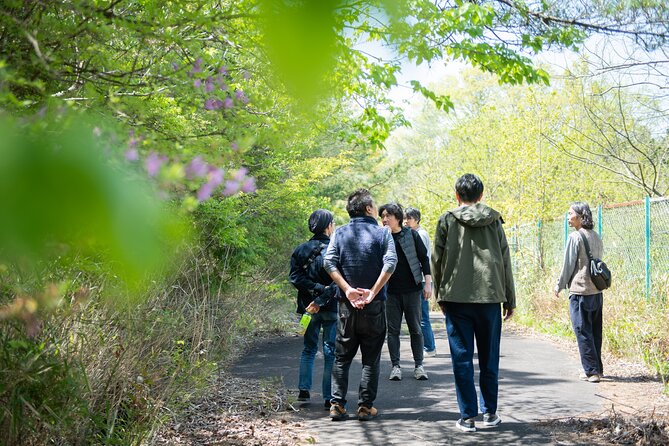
[456,418,476,432]
[297,390,310,401]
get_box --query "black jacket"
[289,233,337,314]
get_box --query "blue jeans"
[444,302,502,420]
[569,293,603,376]
[298,311,337,401]
[421,295,436,352]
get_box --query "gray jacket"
[555,228,604,296]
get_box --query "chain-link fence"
[509,197,669,299]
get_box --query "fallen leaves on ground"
[542,410,669,445]
[151,372,312,446]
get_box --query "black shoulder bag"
[577,231,611,291]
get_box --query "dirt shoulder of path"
[504,325,669,445]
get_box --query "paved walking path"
[231,313,602,445]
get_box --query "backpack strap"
[302,241,327,270]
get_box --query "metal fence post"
[537,219,542,269]
[597,204,603,237]
[645,196,651,301]
[564,212,568,248]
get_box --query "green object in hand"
[298,312,312,335]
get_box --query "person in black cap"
[289,209,338,409]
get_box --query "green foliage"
[0,334,84,444]
[262,0,339,106]
[0,114,185,296]
[381,67,643,232]
[3,0,655,444]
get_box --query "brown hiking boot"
[357,405,378,421]
[329,402,347,421]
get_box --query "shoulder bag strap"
[577,230,594,262]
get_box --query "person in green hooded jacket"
[432,173,515,433]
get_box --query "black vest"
[395,227,424,286]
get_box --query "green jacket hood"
[450,203,501,228]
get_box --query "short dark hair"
[571,202,594,229]
[379,202,403,223]
[455,173,484,202]
[346,188,374,217]
[404,207,421,223]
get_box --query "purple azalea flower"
[235,90,249,104]
[191,57,203,74]
[217,75,227,91]
[204,99,224,110]
[172,62,179,71]
[185,156,209,179]
[127,129,143,149]
[219,65,228,75]
[204,77,214,93]
[233,167,248,182]
[194,79,202,88]
[125,148,139,161]
[145,152,167,177]
[223,97,234,109]
[197,181,215,202]
[243,70,251,80]
[230,141,239,151]
[222,180,240,196]
[241,177,256,193]
[208,168,225,187]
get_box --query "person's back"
[323,188,397,422]
[434,203,514,306]
[432,174,515,433]
[332,216,388,298]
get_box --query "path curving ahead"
[231,313,602,445]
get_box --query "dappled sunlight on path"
[232,313,604,445]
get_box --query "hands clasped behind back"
[345,287,375,309]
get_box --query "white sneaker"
[424,349,437,358]
[483,413,501,427]
[456,418,476,432]
[389,366,402,381]
[413,365,428,380]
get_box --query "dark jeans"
[387,290,424,367]
[421,294,436,352]
[298,311,337,401]
[331,299,386,409]
[443,302,502,420]
[569,293,604,376]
